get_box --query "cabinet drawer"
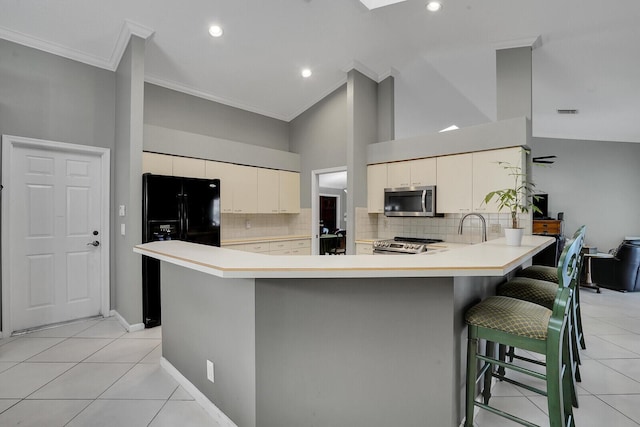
[244,243,270,253]
[269,241,292,252]
[533,220,562,235]
[291,239,311,249]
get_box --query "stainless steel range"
[373,237,444,255]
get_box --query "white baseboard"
[110,310,145,332]
[161,357,237,427]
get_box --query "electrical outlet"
[119,205,126,217]
[490,223,501,234]
[245,220,251,229]
[207,360,214,383]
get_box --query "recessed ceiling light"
[301,68,312,78]
[208,25,223,38]
[426,1,442,12]
[439,125,459,132]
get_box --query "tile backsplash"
[221,209,311,241]
[221,207,531,245]
[372,212,532,244]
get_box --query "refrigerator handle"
[177,193,184,240]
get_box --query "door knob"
[87,241,100,247]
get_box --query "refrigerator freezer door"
[181,177,221,246]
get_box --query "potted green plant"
[483,160,542,246]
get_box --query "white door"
[2,136,110,334]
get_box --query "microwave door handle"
[421,189,427,213]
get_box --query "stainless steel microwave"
[384,185,439,217]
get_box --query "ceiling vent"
[557,109,579,114]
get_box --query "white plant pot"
[504,228,524,246]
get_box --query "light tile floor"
[0,288,638,426]
[0,318,219,427]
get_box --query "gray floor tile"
[573,359,640,395]
[0,363,74,398]
[74,320,126,339]
[580,335,640,359]
[599,358,640,383]
[598,334,640,355]
[0,337,65,362]
[0,399,19,414]
[529,394,639,427]
[149,400,221,427]
[101,363,178,400]
[0,399,91,427]
[0,362,18,374]
[24,320,101,338]
[27,362,133,399]
[123,326,162,339]
[599,394,640,425]
[27,338,113,362]
[66,399,165,427]
[170,386,195,401]
[84,338,161,363]
[140,344,162,364]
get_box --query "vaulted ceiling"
[1,0,638,143]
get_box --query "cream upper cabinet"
[367,163,388,213]
[279,170,300,213]
[230,165,258,213]
[436,153,473,213]
[409,158,437,187]
[387,162,411,188]
[173,156,206,178]
[257,168,280,213]
[142,152,173,175]
[472,147,525,213]
[206,161,238,214]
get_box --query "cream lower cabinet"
[356,242,374,255]
[367,163,388,213]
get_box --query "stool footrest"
[474,401,541,427]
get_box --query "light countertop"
[134,235,554,279]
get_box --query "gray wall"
[162,264,256,427]
[531,137,640,250]
[114,37,145,324]
[290,85,348,208]
[377,76,395,142]
[0,39,116,322]
[496,47,532,121]
[144,84,289,152]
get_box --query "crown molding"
[111,20,155,70]
[493,35,543,51]
[342,60,380,83]
[144,74,290,122]
[0,20,154,72]
[0,25,112,70]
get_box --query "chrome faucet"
[458,213,487,243]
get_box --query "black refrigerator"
[142,173,221,328]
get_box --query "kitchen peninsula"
[134,236,554,427]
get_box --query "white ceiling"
[1,0,639,143]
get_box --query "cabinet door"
[367,163,388,213]
[142,152,173,175]
[436,153,472,213]
[173,157,206,178]
[387,162,411,188]
[279,171,300,213]
[206,161,235,213]
[356,243,374,255]
[409,158,437,187]
[232,165,258,213]
[472,147,524,213]
[257,169,280,213]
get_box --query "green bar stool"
[464,232,582,427]
[516,227,587,351]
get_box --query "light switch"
[119,205,126,217]
[120,223,126,236]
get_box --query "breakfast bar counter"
[134,236,553,427]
